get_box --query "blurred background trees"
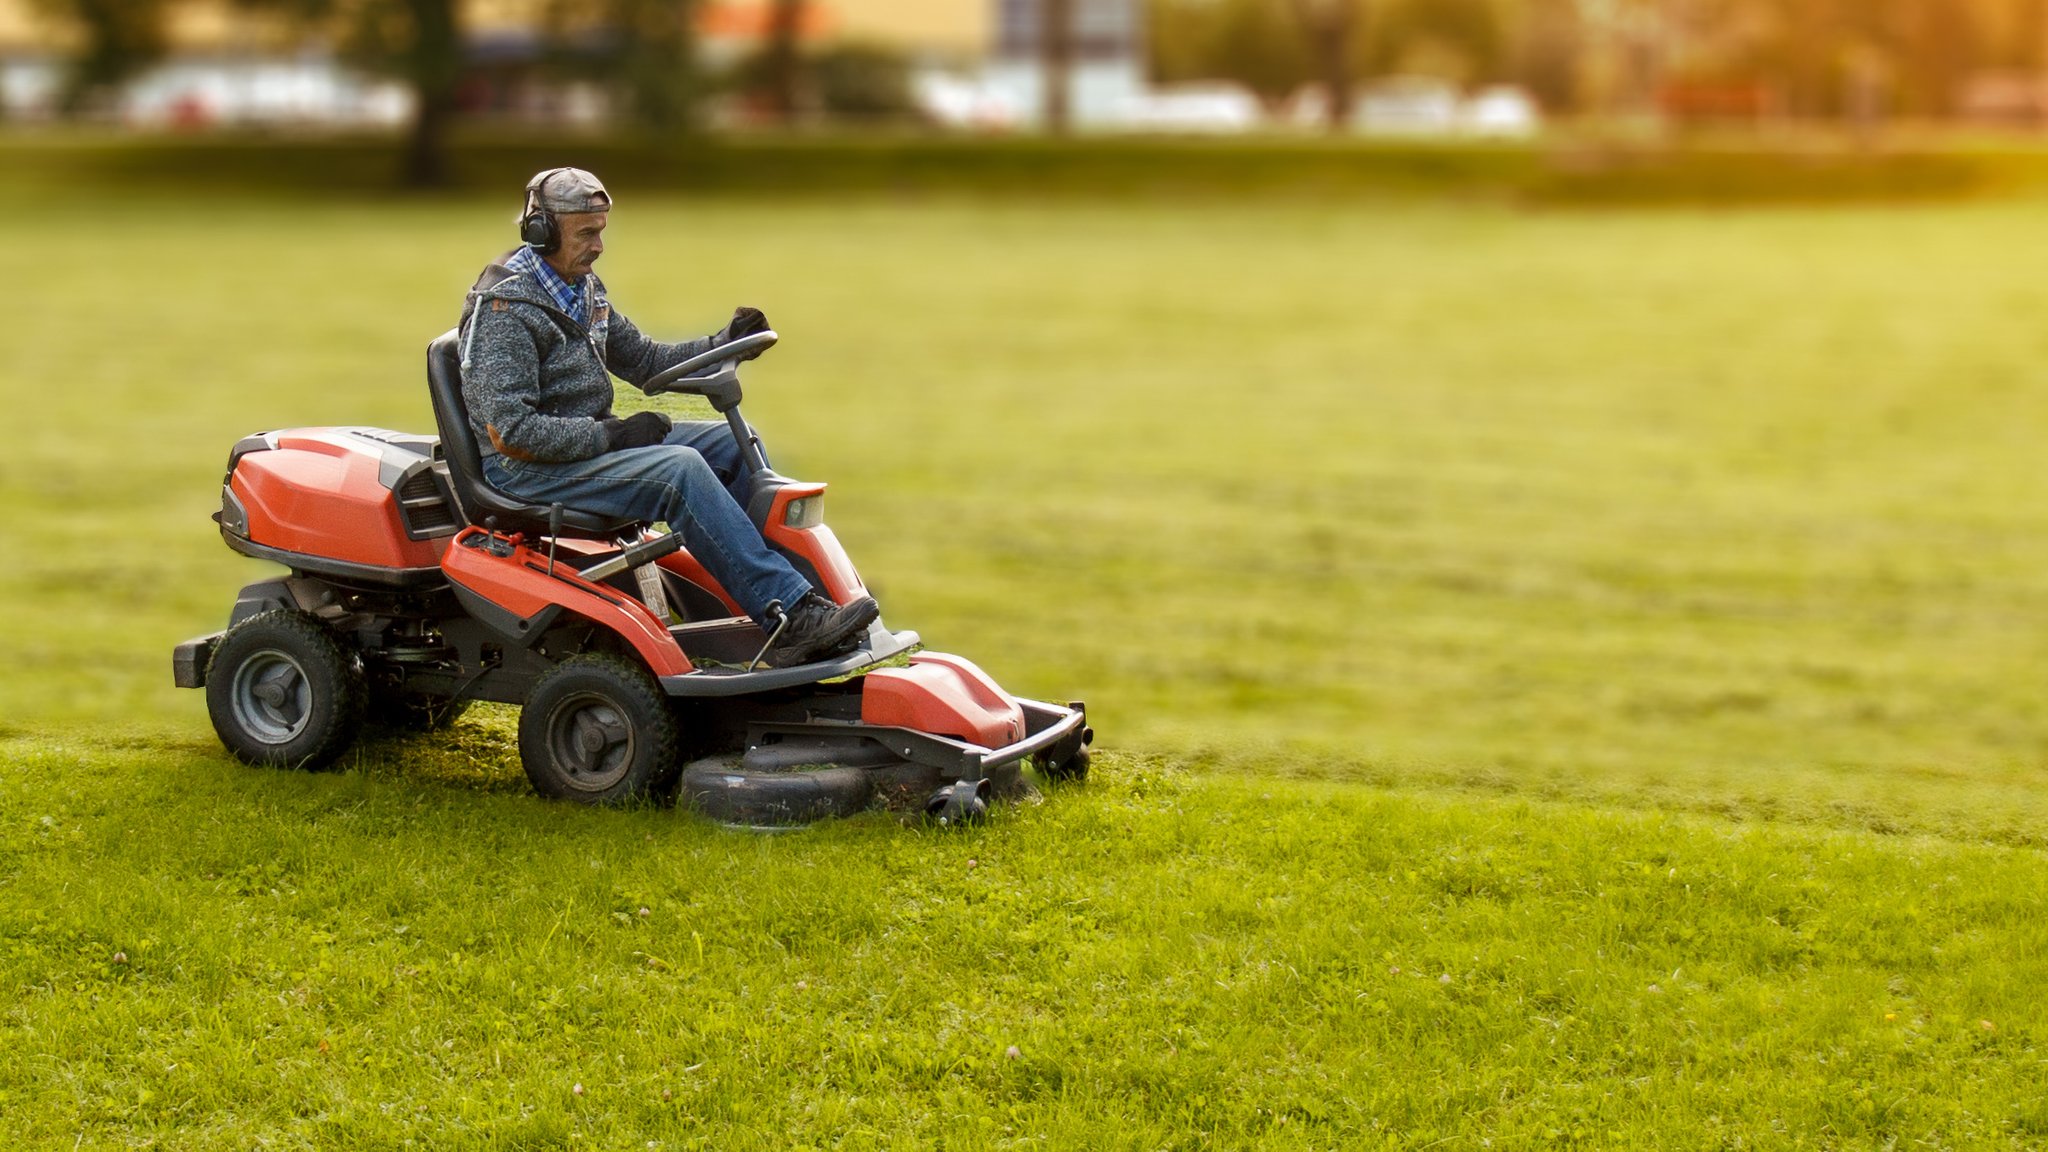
[1150,0,2048,125]
[19,0,2048,184]
[30,0,169,112]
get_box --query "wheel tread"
[204,608,366,770]
[518,653,679,805]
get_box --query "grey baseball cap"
[525,167,611,217]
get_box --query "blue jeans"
[483,420,812,624]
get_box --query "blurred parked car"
[913,68,1021,129]
[1355,77,1463,135]
[121,58,412,128]
[1117,83,1261,133]
[1462,86,1541,138]
[1287,79,1541,138]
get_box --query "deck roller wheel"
[924,778,991,827]
[1033,717,1094,784]
[678,759,875,827]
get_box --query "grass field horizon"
[6,168,2048,1144]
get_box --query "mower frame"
[174,329,1092,823]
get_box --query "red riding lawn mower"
[173,330,1092,825]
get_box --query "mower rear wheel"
[518,655,678,806]
[206,609,366,770]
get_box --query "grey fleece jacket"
[457,254,731,463]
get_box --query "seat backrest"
[425,329,640,539]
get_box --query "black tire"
[924,778,991,827]
[364,684,471,733]
[518,654,678,805]
[1034,740,1091,784]
[205,609,366,770]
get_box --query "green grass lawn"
[6,738,2046,1149]
[6,170,2048,1145]
[9,188,2048,836]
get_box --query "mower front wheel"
[205,609,366,770]
[518,655,679,806]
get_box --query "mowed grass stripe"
[3,736,2045,1147]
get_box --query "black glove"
[600,411,672,452]
[721,306,771,360]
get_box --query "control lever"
[747,600,788,671]
[482,516,513,558]
[576,531,685,583]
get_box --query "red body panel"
[762,484,868,604]
[557,535,745,618]
[861,653,1026,749]
[232,431,444,569]
[655,549,745,616]
[226,428,878,677]
[441,529,691,677]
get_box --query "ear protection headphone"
[519,167,572,254]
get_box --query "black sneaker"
[765,593,880,666]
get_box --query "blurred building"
[985,0,1143,128]
[1316,78,1540,139]
[917,0,1269,132]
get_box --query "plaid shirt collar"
[508,245,589,326]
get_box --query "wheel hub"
[548,694,634,791]
[230,649,312,744]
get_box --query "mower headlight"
[784,496,823,529]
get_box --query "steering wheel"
[643,330,779,396]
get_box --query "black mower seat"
[426,329,645,541]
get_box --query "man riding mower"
[171,169,1091,825]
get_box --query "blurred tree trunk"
[2029,0,2048,127]
[399,0,459,187]
[1042,0,1072,132]
[1777,0,1834,118]
[1898,0,1974,119]
[35,0,169,112]
[763,0,803,122]
[1509,0,1581,113]
[239,0,464,185]
[605,0,700,128]
[1628,0,1667,120]
[1289,0,1358,133]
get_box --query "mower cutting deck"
[174,330,1091,825]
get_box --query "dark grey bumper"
[744,697,1089,777]
[908,697,1089,775]
[174,631,224,689]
